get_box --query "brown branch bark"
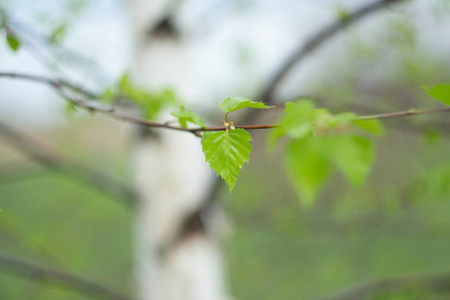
[0,253,132,300]
[0,120,136,207]
[313,273,450,300]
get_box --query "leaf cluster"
[271,100,382,205]
[101,72,179,120]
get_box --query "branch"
[0,72,97,99]
[356,107,450,120]
[1,72,449,136]
[313,273,450,300]
[0,254,132,300]
[258,0,407,103]
[0,121,136,207]
[0,161,49,184]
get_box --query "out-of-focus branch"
[0,72,97,98]
[0,121,136,207]
[313,273,450,300]
[258,0,407,104]
[0,161,49,184]
[0,253,132,300]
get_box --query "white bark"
[129,1,229,300]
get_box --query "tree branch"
[258,0,407,104]
[0,72,97,99]
[0,253,132,300]
[313,273,450,300]
[0,120,136,207]
[1,71,448,136]
[0,161,49,184]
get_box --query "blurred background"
[1,0,450,299]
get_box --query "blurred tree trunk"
[129,1,229,300]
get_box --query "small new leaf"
[171,109,205,128]
[329,135,374,186]
[6,33,21,52]
[353,119,384,135]
[219,97,273,114]
[202,129,252,192]
[49,23,68,44]
[422,84,450,106]
[270,100,315,144]
[286,138,331,206]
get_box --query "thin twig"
[0,254,132,300]
[355,107,450,120]
[0,120,136,207]
[0,71,97,98]
[1,71,449,135]
[312,273,450,300]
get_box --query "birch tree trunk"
[129,1,229,300]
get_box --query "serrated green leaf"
[286,138,331,206]
[422,84,450,105]
[6,33,20,52]
[202,129,252,192]
[353,119,384,135]
[201,131,213,145]
[219,97,273,114]
[270,100,315,144]
[329,135,374,186]
[171,109,205,128]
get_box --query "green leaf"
[353,119,384,135]
[329,135,374,186]
[202,129,252,192]
[201,131,213,145]
[285,135,374,205]
[6,33,20,52]
[270,100,315,144]
[286,138,331,205]
[49,23,68,44]
[219,97,273,114]
[171,108,205,128]
[100,87,115,103]
[422,84,450,105]
[335,5,350,23]
[115,72,178,120]
[118,72,133,94]
[67,0,87,15]
[333,112,357,125]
